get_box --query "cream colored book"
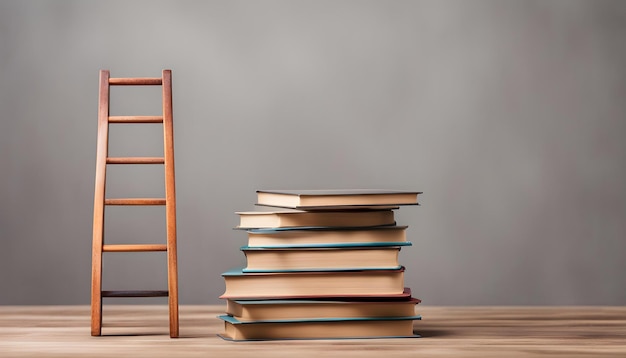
[246,226,408,247]
[226,296,421,322]
[220,268,406,299]
[256,189,421,209]
[218,315,421,341]
[236,209,395,229]
[241,245,405,272]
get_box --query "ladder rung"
[108,116,164,123]
[101,290,169,298]
[107,157,165,164]
[109,77,162,86]
[103,244,167,252]
[105,198,166,205]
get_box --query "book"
[246,226,409,247]
[220,267,406,299]
[241,245,407,272]
[256,189,421,209]
[226,297,421,322]
[218,315,421,341]
[236,209,395,229]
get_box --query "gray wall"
[1,0,625,305]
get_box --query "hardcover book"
[218,315,421,341]
[226,296,421,321]
[220,267,406,299]
[236,209,395,229]
[241,245,407,272]
[256,189,421,209]
[246,225,409,247]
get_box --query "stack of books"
[218,189,423,341]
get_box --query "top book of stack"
[256,189,422,210]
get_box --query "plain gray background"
[1,0,625,306]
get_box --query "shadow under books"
[415,328,455,338]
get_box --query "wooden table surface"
[1,305,625,357]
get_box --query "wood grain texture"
[90,69,109,336]
[108,116,164,123]
[1,306,624,357]
[102,244,167,252]
[162,69,179,338]
[108,77,162,85]
[104,198,166,205]
[91,69,179,338]
[101,291,169,298]
[106,157,165,164]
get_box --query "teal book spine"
[219,314,422,325]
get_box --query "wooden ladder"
[91,69,179,338]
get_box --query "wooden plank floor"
[1,305,625,357]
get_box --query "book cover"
[243,241,412,249]
[241,245,407,272]
[223,287,414,301]
[256,189,422,209]
[236,209,396,229]
[218,314,421,341]
[220,267,406,299]
[226,296,421,321]
[246,225,409,247]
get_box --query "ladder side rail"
[162,69,179,338]
[91,69,110,336]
